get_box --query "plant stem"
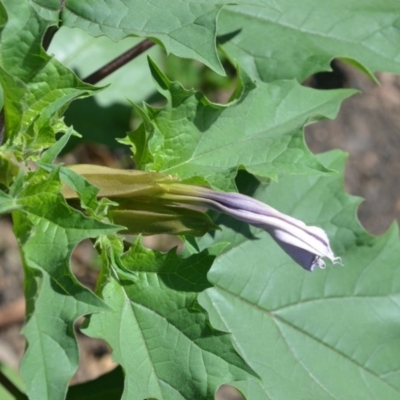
[0,370,28,400]
[83,39,156,85]
[42,0,65,51]
[42,26,58,51]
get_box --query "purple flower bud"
[159,184,342,271]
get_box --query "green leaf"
[83,239,257,400]
[0,190,19,214]
[198,151,400,399]
[47,26,162,152]
[40,128,75,164]
[39,163,100,212]
[35,0,279,76]
[9,168,120,400]
[130,59,356,190]
[219,0,400,82]
[0,152,18,188]
[0,0,98,157]
[33,0,227,75]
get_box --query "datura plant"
[0,0,400,400]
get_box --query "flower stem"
[83,39,156,85]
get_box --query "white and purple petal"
[158,183,342,271]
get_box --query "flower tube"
[159,184,342,271]
[62,164,341,271]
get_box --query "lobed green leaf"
[83,239,257,399]
[0,0,98,158]
[33,0,226,75]
[198,151,400,399]
[130,59,356,190]
[0,189,19,214]
[8,167,119,400]
[219,0,400,82]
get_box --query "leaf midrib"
[211,283,400,395]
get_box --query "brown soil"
[306,63,400,235]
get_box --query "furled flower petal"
[159,184,342,271]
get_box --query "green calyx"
[62,164,218,237]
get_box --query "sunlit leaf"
[84,239,257,399]
[199,151,400,399]
[219,0,400,82]
[9,168,119,400]
[0,0,97,157]
[130,59,355,190]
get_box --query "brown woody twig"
[83,39,155,85]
